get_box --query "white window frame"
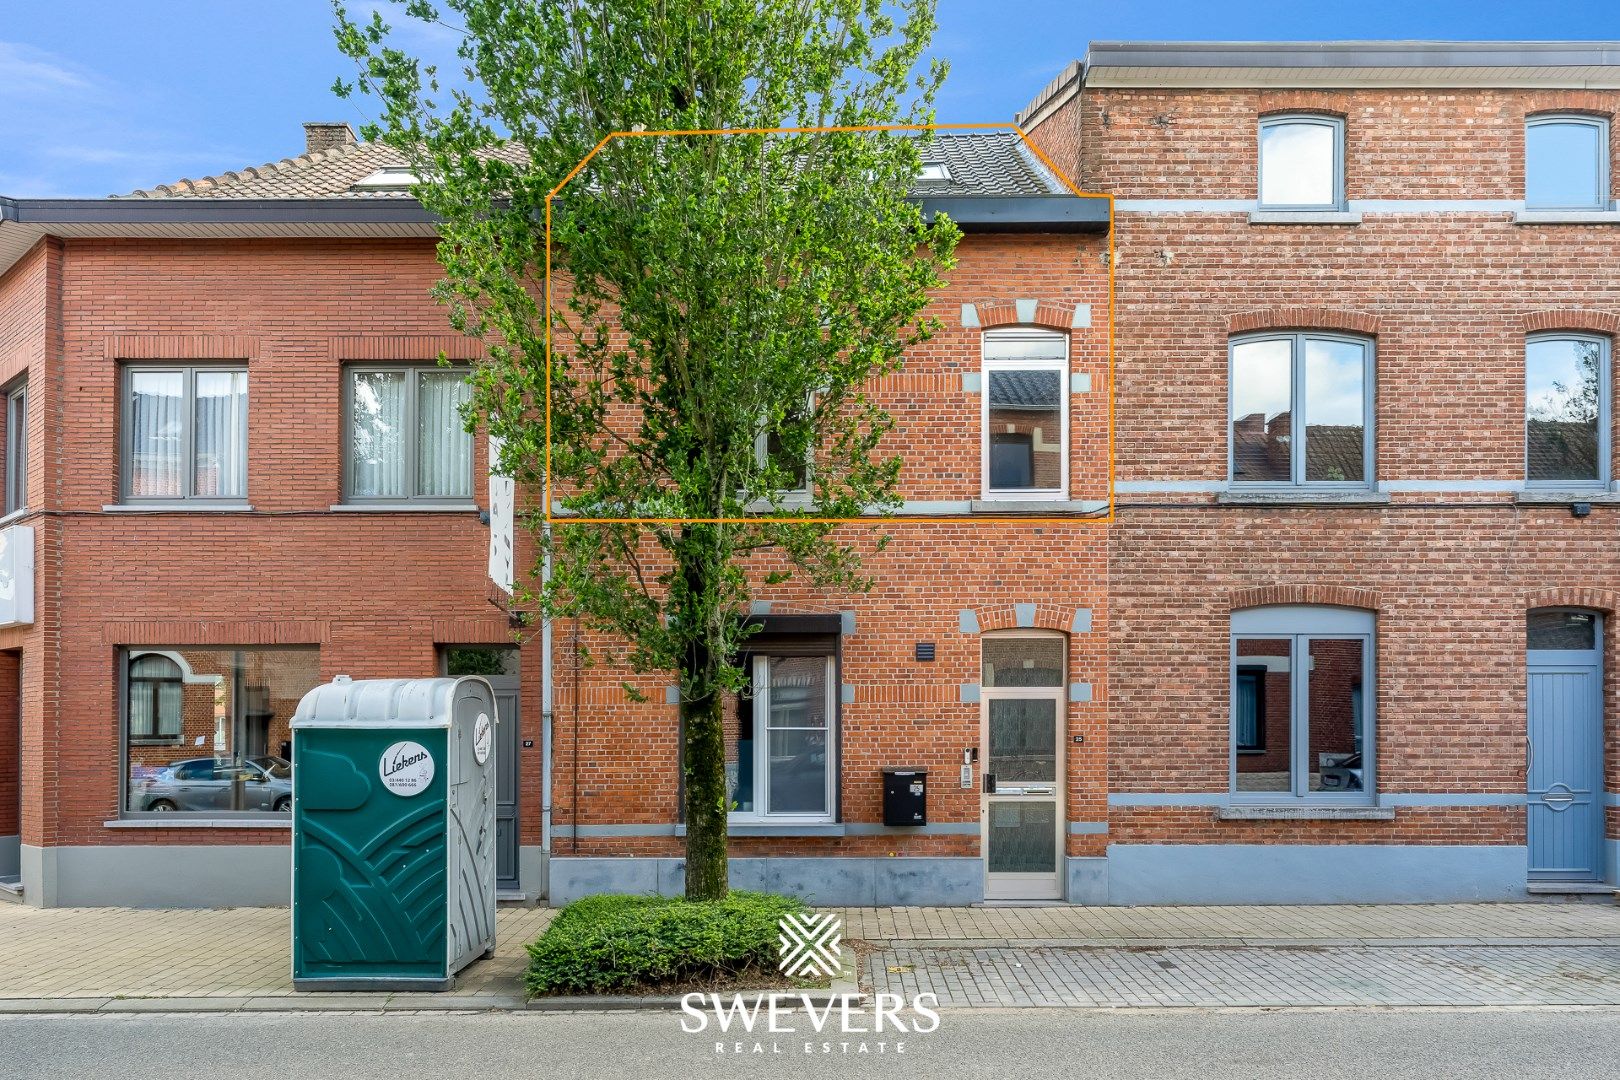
[342,364,475,505]
[1230,605,1376,805]
[729,653,838,824]
[1258,114,1346,212]
[1228,331,1376,488]
[1524,332,1611,488]
[1525,114,1611,211]
[981,328,1070,500]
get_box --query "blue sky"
[3,1,1618,197]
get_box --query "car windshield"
[252,756,292,779]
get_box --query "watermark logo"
[778,913,842,980]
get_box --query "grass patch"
[525,890,814,996]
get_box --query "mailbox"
[882,768,927,826]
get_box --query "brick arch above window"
[1519,309,1620,336]
[1228,585,1381,612]
[1524,97,1615,121]
[1256,94,1349,120]
[974,604,1075,634]
[1526,588,1619,616]
[972,300,1078,332]
[1227,307,1380,336]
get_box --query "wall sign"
[473,713,493,765]
[380,741,435,797]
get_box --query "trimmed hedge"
[525,890,809,996]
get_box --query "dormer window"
[349,167,420,192]
[916,162,952,182]
[1526,115,1610,211]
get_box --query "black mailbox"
[882,768,927,826]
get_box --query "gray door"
[1527,611,1604,882]
[488,677,521,891]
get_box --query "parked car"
[133,755,293,812]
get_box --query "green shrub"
[525,890,809,996]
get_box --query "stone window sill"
[971,499,1108,515]
[0,507,30,527]
[328,503,480,513]
[1216,489,1390,506]
[675,822,845,837]
[1248,210,1363,226]
[102,503,254,513]
[1513,210,1620,225]
[1215,805,1394,821]
[105,817,291,829]
[1514,490,1620,505]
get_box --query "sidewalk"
[2,901,1618,1012]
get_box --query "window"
[122,646,320,816]
[725,653,836,821]
[1231,606,1374,801]
[1528,609,1597,651]
[754,394,813,499]
[3,378,25,514]
[1526,115,1610,211]
[1230,333,1372,486]
[345,365,474,503]
[1258,115,1344,211]
[123,366,248,502]
[983,329,1068,497]
[1526,333,1609,486]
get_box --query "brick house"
[4,39,1618,909]
[1022,41,1620,902]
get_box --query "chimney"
[303,122,356,155]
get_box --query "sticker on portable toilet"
[380,741,435,797]
[473,713,493,765]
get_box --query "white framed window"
[122,365,248,503]
[344,365,474,503]
[1526,115,1611,211]
[1526,332,1610,487]
[1230,332,1374,487]
[727,653,836,823]
[1258,114,1345,211]
[1231,605,1375,803]
[982,329,1069,498]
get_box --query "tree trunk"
[681,666,729,900]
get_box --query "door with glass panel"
[981,633,1065,900]
[1526,610,1604,882]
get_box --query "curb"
[527,945,863,1012]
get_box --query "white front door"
[980,633,1066,901]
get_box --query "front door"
[981,633,1066,901]
[1527,610,1604,882]
[443,647,522,892]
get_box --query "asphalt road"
[6,1006,1620,1080]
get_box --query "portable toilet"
[289,675,498,991]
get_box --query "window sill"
[328,503,480,513]
[1215,805,1394,821]
[105,817,291,829]
[0,507,30,527]
[1513,210,1620,225]
[1216,489,1390,506]
[675,822,845,837]
[971,498,1108,515]
[1514,490,1620,505]
[1248,210,1363,226]
[102,503,253,513]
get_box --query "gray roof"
[121,129,1065,201]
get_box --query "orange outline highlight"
[544,123,1115,525]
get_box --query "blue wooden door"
[1527,646,1604,882]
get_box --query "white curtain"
[193,370,247,498]
[129,371,185,497]
[350,371,408,497]
[416,370,472,497]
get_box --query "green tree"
[335,0,958,899]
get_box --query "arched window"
[1526,332,1609,486]
[1230,332,1374,487]
[982,329,1069,498]
[1258,114,1345,211]
[1526,115,1610,211]
[127,653,183,743]
[1231,605,1374,802]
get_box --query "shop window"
[1231,606,1374,801]
[983,329,1068,498]
[123,365,248,502]
[724,653,836,822]
[1526,115,1610,211]
[1258,114,1345,210]
[345,365,474,502]
[1230,332,1373,487]
[1526,333,1609,486]
[122,647,320,816]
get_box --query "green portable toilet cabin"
[290,675,498,991]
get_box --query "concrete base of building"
[1104,843,1533,904]
[1066,856,1108,903]
[0,833,18,879]
[548,856,984,906]
[517,845,548,902]
[22,844,292,908]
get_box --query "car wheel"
[274,796,292,813]
[148,799,178,812]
